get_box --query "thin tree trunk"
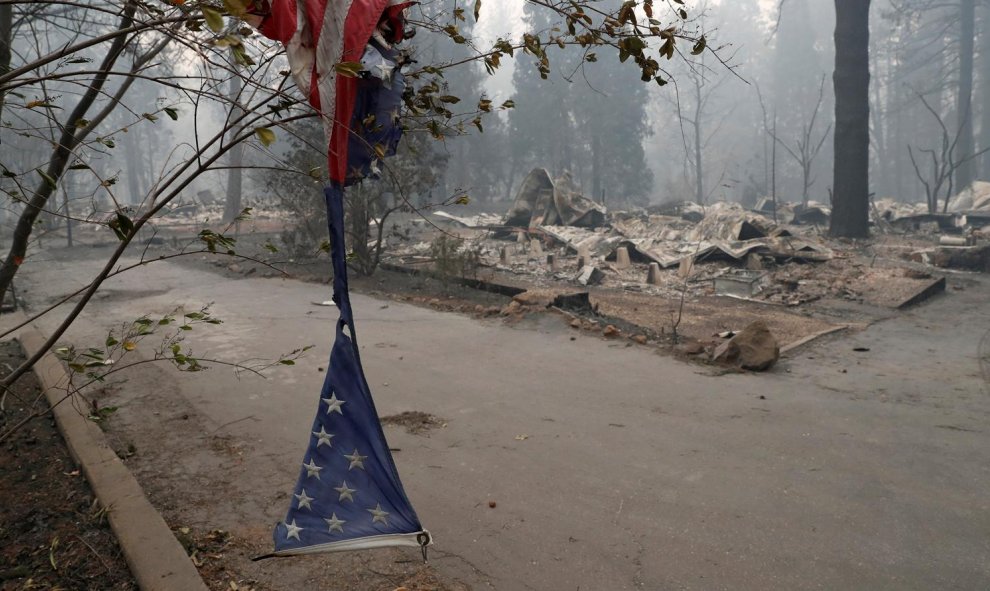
[980,3,990,180]
[142,124,155,197]
[223,67,244,224]
[126,133,143,205]
[830,0,872,238]
[63,188,72,248]
[772,108,778,217]
[763,121,769,196]
[693,79,704,205]
[954,0,976,190]
[505,159,518,203]
[890,34,905,200]
[871,44,889,196]
[0,4,12,124]
[591,133,601,205]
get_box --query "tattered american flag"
[247,0,429,557]
[250,0,413,183]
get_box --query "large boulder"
[711,320,780,371]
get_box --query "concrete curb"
[19,329,210,591]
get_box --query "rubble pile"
[387,169,990,312]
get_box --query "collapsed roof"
[504,168,607,230]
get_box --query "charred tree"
[830,0,871,238]
[980,3,990,180]
[954,0,976,190]
[0,4,11,122]
[223,63,244,224]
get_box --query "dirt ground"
[0,340,137,591]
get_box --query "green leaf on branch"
[231,43,255,66]
[164,107,179,121]
[201,6,224,32]
[199,229,237,253]
[255,127,276,147]
[334,61,364,77]
[473,0,481,21]
[222,0,250,17]
[109,212,135,241]
[691,35,707,55]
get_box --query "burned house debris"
[380,169,990,369]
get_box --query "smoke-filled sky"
[468,0,778,100]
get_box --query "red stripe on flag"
[258,0,298,44]
[328,0,390,183]
[303,0,328,46]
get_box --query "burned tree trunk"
[979,3,990,180]
[223,67,244,224]
[591,132,601,206]
[954,0,976,190]
[0,4,11,122]
[829,0,871,238]
[693,77,704,205]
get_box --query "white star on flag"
[303,459,322,479]
[294,489,315,510]
[313,426,335,447]
[285,519,302,540]
[322,393,345,415]
[335,481,356,502]
[344,449,367,470]
[325,513,346,533]
[368,503,389,525]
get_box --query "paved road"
[16,249,990,590]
